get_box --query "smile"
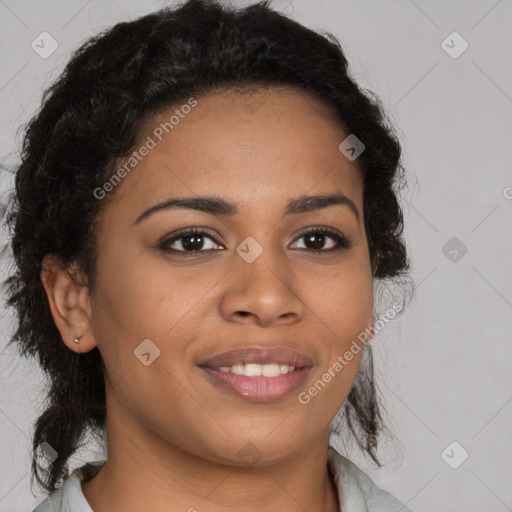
[198,345,314,401]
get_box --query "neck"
[81,402,340,512]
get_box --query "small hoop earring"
[74,335,82,344]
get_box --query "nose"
[219,244,305,327]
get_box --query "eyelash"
[158,226,351,255]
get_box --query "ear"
[40,254,96,353]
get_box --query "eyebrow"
[133,192,360,225]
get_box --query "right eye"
[158,227,225,254]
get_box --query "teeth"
[231,363,245,375]
[216,363,296,377]
[245,363,263,376]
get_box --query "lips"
[197,346,314,401]
[198,346,314,369]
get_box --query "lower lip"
[200,366,312,402]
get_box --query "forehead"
[103,87,363,220]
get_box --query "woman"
[4,0,413,510]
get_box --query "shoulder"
[32,462,106,512]
[328,446,413,512]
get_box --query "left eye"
[159,227,351,254]
[290,228,351,252]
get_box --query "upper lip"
[198,346,314,369]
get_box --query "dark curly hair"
[2,0,412,495]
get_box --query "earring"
[74,335,82,344]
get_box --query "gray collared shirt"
[33,447,412,512]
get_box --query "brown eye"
[291,227,351,253]
[159,228,224,253]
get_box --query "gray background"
[1,0,511,510]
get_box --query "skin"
[41,86,375,512]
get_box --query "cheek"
[297,265,371,417]
[92,241,216,339]
[300,255,373,341]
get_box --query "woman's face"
[88,86,373,465]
